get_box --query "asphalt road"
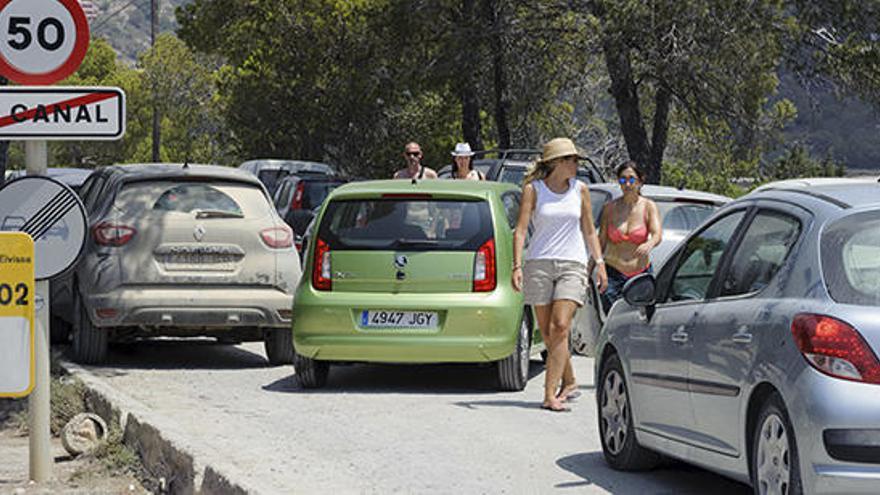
[72,341,751,494]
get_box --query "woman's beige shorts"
[523,259,588,307]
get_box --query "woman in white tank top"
[512,138,608,412]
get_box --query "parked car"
[570,184,730,355]
[238,159,335,196]
[594,178,880,494]
[438,149,605,185]
[272,174,348,251]
[3,168,95,344]
[65,164,301,365]
[292,179,544,390]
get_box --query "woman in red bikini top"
[598,161,662,312]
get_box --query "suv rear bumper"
[84,286,293,329]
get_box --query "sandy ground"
[0,409,148,495]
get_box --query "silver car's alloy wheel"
[756,413,790,495]
[601,370,628,456]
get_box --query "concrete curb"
[58,358,255,495]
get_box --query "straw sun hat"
[538,138,585,163]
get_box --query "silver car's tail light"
[93,222,136,246]
[312,238,331,291]
[260,227,293,249]
[473,238,496,292]
[791,313,880,385]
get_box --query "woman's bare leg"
[542,299,579,410]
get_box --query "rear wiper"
[393,239,439,248]
[194,209,244,219]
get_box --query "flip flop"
[540,402,571,413]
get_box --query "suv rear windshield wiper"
[194,209,244,219]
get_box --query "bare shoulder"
[424,167,439,178]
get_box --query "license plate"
[360,310,438,329]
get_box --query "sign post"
[0,0,105,484]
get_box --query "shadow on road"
[60,340,270,376]
[262,361,545,395]
[556,452,750,494]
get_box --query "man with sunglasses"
[393,142,438,180]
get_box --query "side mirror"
[623,273,656,307]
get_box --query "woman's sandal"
[540,400,571,413]
[557,384,581,402]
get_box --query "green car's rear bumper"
[292,285,525,363]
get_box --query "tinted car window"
[667,211,745,302]
[822,210,880,306]
[719,211,800,297]
[589,189,612,224]
[303,180,345,210]
[319,199,493,251]
[275,181,293,209]
[498,167,526,185]
[656,201,717,232]
[153,184,243,216]
[258,170,289,195]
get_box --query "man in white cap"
[450,142,484,180]
[394,142,438,179]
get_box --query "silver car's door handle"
[732,325,753,344]
[671,326,689,343]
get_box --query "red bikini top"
[607,202,649,245]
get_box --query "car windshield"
[822,210,880,306]
[319,198,493,251]
[499,166,599,186]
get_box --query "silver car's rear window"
[822,210,880,306]
[115,180,273,219]
[318,198,493,251]
[655,201,717,232]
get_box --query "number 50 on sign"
[0,232,35,398]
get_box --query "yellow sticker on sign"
[0,232,35,398]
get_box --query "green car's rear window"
[822,210,880,306]
[318,198,493,251]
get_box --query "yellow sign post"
[0,232,35,398]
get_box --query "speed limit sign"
[0,0,89,85]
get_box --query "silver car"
[571,184,730,355]
[69,164,301,365]
[595,178,880,494]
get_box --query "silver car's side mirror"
[623,273,656,307]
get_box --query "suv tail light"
[312,238,331,290]
[473,238,496,292]
[291,182,305,210]
[261,227,293,249]
[791,314,880,385]
[93,223,136,246]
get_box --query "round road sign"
[0,0,90,85]
[0,175,87,280]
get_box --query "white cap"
[451,142,475,157]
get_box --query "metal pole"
[25,141,51,483]
[150,0,160,162]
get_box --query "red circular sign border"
[0,0,90,85]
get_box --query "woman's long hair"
[523,159,554,185]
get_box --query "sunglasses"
[618,177,638,185]
[406,152,421,157]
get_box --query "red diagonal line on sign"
[0,92,117,129]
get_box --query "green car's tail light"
[312,238,332,290]
[473,238,496,292]
[93,222,136,246]
[791,313,880,385]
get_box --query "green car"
[292,179,543,390]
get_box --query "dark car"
[272,174,348,250]
[6,167,93,193]
[238,159,335,196]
